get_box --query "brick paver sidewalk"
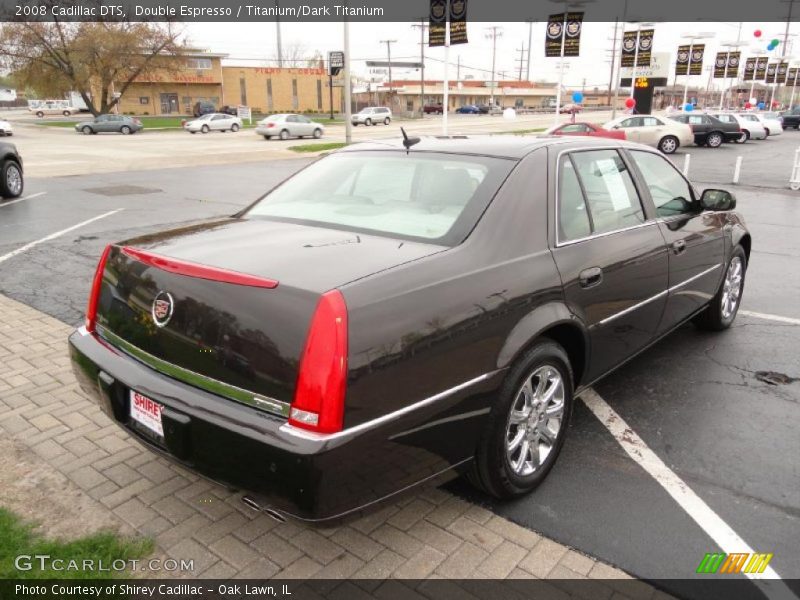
[0,292,667,597]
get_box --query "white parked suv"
[352,106,392,126]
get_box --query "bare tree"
[0,18,185,115]
[273,41,311,67]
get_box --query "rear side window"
[246,151,515,245]
[558,159,592,241]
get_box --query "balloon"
[768,42,776,51]
[572,91,584,103]
[758,101,765,109]
[744,102,752,109]
[625,97,636,109]
[749,97,757,105]
[502,107,517,120]
[754,29,762,38]
[684,103,694,112]
[771,39,780,46]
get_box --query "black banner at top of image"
[788,67,799,86]
[766,62,778,83]
[777,60,789,84]
[756,57,769,80]
[448,0,467,45]
[743,57,756,81]
[429,0,446,46]
[713,52,728,78]
[562,12,584,57]
[726,51,740,78]
[636,28,654,67]
[545,13,565,57]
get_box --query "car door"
[285,115,300,136]
[627,149,726,332]
[550,148,669,381]
[615,117,643,142]
[98,115,115,132]
[637,116,668,146]
[209,115,224,130]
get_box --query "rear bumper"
[69,327,497,521]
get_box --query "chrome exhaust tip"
[241,495,288,523]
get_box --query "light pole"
[626,22,655,100]
[679,32,715,110]
[718,40,748,110]
[485,26,503,105]
[380,39,397,96]
[411,21,428,117]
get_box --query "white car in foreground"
[0,120,13,136]
[710,113,767,141]
[741,112,782,136]
[602,114,694,154]
[183,113,243,134]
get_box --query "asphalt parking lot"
[1,132,798,599]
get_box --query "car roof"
[336,134,636,160]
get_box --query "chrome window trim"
[279,371,498,442]
[96,326,291,418]
[553,145,655,248]
[594,264,722,328]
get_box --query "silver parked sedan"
[183,113,243,134]
[74,114,143,135]
[255,114,325,140]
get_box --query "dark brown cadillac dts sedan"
[69,136,750,522]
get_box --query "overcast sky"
[184,21,795,90]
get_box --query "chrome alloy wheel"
[721,256,743,319]
[6,163,22,196]
[505,365,565,476]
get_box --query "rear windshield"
[245,151,516,245]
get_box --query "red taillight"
[266,122,275,128]
[121,247,278,289]
[85,244,112,332]
[289,290,348,433]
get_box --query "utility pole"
[411,21,428,117]
[607,19,619,108]
[516,46,526,80]
[380,39,397,98]
[485,26,503,105]
[275,1,283,67]
[526,20,534,81]
[344,19,352,144]
[457,55,461,81]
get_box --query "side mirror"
[700,189,736,211]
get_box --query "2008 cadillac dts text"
[69,135,750,522]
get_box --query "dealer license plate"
[129,390,164,438]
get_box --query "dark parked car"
[193,100,216,118]
[668,113,743,147]
[74,114,143,135]
[423,103,444,114]
[219,105,239,116]
[0,142,23,198]
[69,136,750,522]
[779,106,800,129]
[456,104,481,114]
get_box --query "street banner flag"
[690,45,704,75]
[766,62,777,83]
[621,30,637,67]
[448,0,467,45]
[777,61,789,84]
[788,67,798,86]
[756,57,769,81]
[563,12,584,57]
[675,45,690,75]
[637,29,654,67]
[545,14,564,57]
[743,57,756,81]
[429,0,446,47]
[726,52,740,78]
[714,52,728,78]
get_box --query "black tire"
[263,135,271,140]
[279,129,289,140]
[383,117,391,125]
[36,111,44,118]
[365,118,372,126]
[740,130,750,142]
[231,123,240,132]
[795,125,799,130]
[764,127,770,136]
[120,125,131,135]
[469,341,574,499]
[706,132,723,148]
[0,159,23,198]
[63,110,71,116]
[693,245,747,331]
[313,128,322,139]
[658,135,679,154]
[81,126,93,135]
[201,125,209,134]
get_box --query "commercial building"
[113,50,342,116]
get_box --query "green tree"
[0,19,185,115]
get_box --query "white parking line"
[0,191,46,208]
[740,310,800,326]
[581,388,797,600]
[0,209,122,265]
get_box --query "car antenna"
[400,127,420,154]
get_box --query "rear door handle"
[672,240,687,255]
[579,267,603,288]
